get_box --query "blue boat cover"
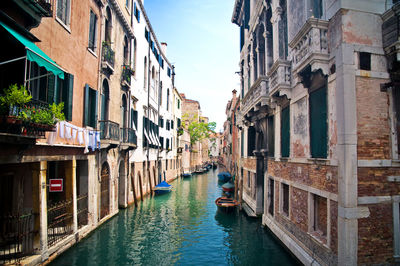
[218,172,231,178]
[155,181,171,188]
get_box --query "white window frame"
[56,0,71,31]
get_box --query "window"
[310,194,327,242]
[159,117,164,128]
[84,84,98,128]
[177,118,181,128]
[177,99,180,109]
[166,138,170,149]
[88,10,98,52]
[125,0,130,9]
[359,52,371,71]
[134,2,141,22]
[279,0,288,59]
[28,62,74,121]
[160,136,164,149]
[100,79,109,121]
[268,116,275,157]
[123,36,130,65]
[167,89,170,111]
[171,120,174,129]
[166,120,170,130]
[131,109,138,130]
[104,7,112,44]
[310,86,327,158]
[57,0,71,26]
[145,28,149,42]
[310,0,323,19]
[167,67,171,77]
[281,106,290,158]
[281,183,289,216]
[268,178,274,216]
[247,126,256,156]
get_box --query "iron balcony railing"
[102,42,115,69]
[99,120,120,141]
[120,127,137,145]
[121,65,134,85]
[47,199,73,247]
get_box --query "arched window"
[101,79,109,121]
[123,36,129,65]
[105,7,112,44]
[121,94,127,128]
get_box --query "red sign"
[49,179,63,192]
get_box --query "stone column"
[65,159,78,233]
[271,5,282,64]
[32,161,48,260]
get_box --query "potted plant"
[0,84,32,117]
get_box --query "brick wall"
[269,161,338,194]
[356,77,391,159]
[290,187,308,232]
[330,200,338,254]
[358,167,400,197]
[358,203,394,264]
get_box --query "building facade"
[0,0,182,264]
[232,0,400,264]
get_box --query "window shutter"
[47,74,55,103]
[171,120,174,129]
[281,106,290,157]
[93,89,98,128]
[177,118,181,128]
[310,86,327,158]
[63,73,74,121]
[138,10,140,22]
[268,116,275,157]
[84,84,89,126]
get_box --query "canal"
[51,169,299,266]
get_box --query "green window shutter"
[133,110,138,129]
[268,116,275,157]
[47,74,55,103]
[84,84,89,126]
[62,73,74,121]
[310,86,327,158]
[93,89,98,128]
[281,106,290,157]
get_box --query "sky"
[144,0,240,132]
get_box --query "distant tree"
[182,113,216,146]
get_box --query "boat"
[215,197,239,213]
[153,181,172,195]
[182,172,192,178]
[217,172,231,183]
[222,182,235,192]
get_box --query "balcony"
[121,65,134,88]
[0,99,56,143]
[241,76,269,116]
[289,18,329,75]
[382,3,400,74]
[101,42,115,73]
[268,59,291,98]
[99,120,119,149]
[120,127,137,150]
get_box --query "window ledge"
[87,48,98,58]
[55,17,71,34]
[307,231,330,250]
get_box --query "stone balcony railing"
[289,18,329,75]
[241,76,269,116]
[268,59,291,97]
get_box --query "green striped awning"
[0,21,64,79]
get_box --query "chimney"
[232,89,237,96]
[161,42,167,56]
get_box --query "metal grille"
[100,165,110,220]
[0,212,36,264]
[77,194,88,228]
[47,199,73,247]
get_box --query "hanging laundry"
[72,128,77,142]
[59,121,65,138]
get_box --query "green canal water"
[51,169,299,266]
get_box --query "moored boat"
[215,197,239,213]
[222,182,235,192]
[154,181,172,195]
[217,172,231,183]
[182,172,192,178]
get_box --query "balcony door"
[101,79,109,121]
